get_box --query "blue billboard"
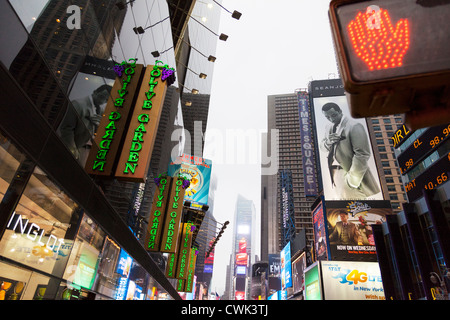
[280,242,292,290]
[168,154,212,206]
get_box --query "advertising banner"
[310,80,383,201]
[280,242,292,290]
[292,252,307,295]
[325,200,392,261]
[304,262,322,300]
[168,154,212,206]
[297,91,318,196]
[312,198,330,261]
[321,261,385,300]
[145,176,172,252]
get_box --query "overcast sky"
[203,0,338,296]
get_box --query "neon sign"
[347,6,410,70]
[115,61,175,182]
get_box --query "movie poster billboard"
[312,198,330,261]
[321,261,385,300]
[310,80,383,201]
[168,154,212,206]
[325,200,392,261]
[268,254,281,293]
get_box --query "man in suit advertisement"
[326,200,391,261]
[313,94,383,201]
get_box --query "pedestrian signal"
[329,0,450,129]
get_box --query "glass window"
[0,260,55,300]
[62,213,105,292]
[0,131,27,204]
[0,165,79,278]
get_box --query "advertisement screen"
[280,242,292,290]
[304,262,322,300]
[168,154,212,205]
[321,261,385,300]
[292,253,307,294]
[236,253,248,266]
[312,199,330,261]
[325,200,392,261]
[311,92,383,201]
[236,266,246,275]
[268,254,281,292]
[116,249,133,277]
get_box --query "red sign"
[235,291,245,300]
[347,6,410,71]
[236,253,248,266]
[238,238,247,253]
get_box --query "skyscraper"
[227,194,256,300]
[261,91,319,260]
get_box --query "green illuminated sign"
[145,176,172,252]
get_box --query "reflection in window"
[62,214,105,291]
[0,132,27,203]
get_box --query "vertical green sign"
[145,176,172,251]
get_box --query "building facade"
[261,92,319,260]
[0,0,223,300]
[373,123,450,300]
[227,194,256,300]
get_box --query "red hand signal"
[348,7,410,71]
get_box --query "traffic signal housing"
[329,0,450,129]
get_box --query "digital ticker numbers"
[404,152,450,202]
[397,123,450,174]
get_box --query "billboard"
[321,261,385,300]
[325,200,392,261]
[292,252,307,295]
[304,262,322,300]
[311,80,383,201]
[168,154,212,205]
[280,242,292,290]
[312,198,330,261]
[297,91,318,196]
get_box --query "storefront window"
[0,165,79,277]
[62,214,105,292]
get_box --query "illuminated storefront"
[0,0,215,300]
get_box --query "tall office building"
[227,194,256,300]
[366,115,409,213]
[372,123,450,300]
[261,92,318,261]
[261,83,410,262]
